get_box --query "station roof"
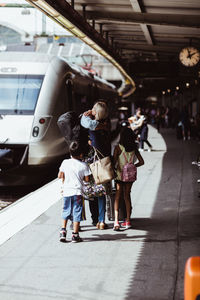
[26,0,200,95]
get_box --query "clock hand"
[187,48,191,57]
[190,52,198,57]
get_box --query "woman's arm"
[134,149,144,167]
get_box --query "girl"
[113,126,144,230]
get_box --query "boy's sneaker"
[59,228,66,242]
[71,232,82,243]
[121,221,132,229]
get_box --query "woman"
[81,101,111,229]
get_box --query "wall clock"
[179,46,200,67]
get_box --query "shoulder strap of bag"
[122,151,134,164]
[93,147,105,159]
[92,148,99,163]
[92,147,102,164]
[122,152,128,164]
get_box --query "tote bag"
[89,147,115,184]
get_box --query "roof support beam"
[86,11,200,28]
[82,4,87,20]
[121,44,180,53]
[129,0,153,45]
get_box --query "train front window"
[0,75,44,115]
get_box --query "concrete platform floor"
[0,126,199,300]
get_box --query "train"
[0,52,119,185]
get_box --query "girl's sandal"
[113,223,120,231]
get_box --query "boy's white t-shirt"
[59,158,91,197]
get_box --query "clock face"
[179,46,200,67]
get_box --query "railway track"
[0,166,59,211]
[0,179,55,211]
[0,186,36,210]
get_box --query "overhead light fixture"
[71,27,85,38]
[167,89,171,93]
[82,36,94,46]
[176,86,179,90]
[92,44,103,52]
[186,82,190,87]
[162,91,166,95]
[99,49,109,57]
[56,16,74,29]
[118,106,128,111]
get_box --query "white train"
[0,52,119,185]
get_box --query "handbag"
[82,180,106,200]
[89,147,115,184]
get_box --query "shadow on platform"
[123,129,200,300]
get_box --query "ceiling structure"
[26,0,200,96]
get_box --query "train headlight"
[39,118,45,124]
[32,126,39,137]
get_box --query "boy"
[58,141,91,243]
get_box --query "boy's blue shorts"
[62,195,83,222]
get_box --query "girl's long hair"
[119,127,137,152]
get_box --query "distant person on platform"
[128,108,153,152]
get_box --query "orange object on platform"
[184,256,200,300]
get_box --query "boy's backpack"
[57,111,89,155]
[121,152,137,182]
